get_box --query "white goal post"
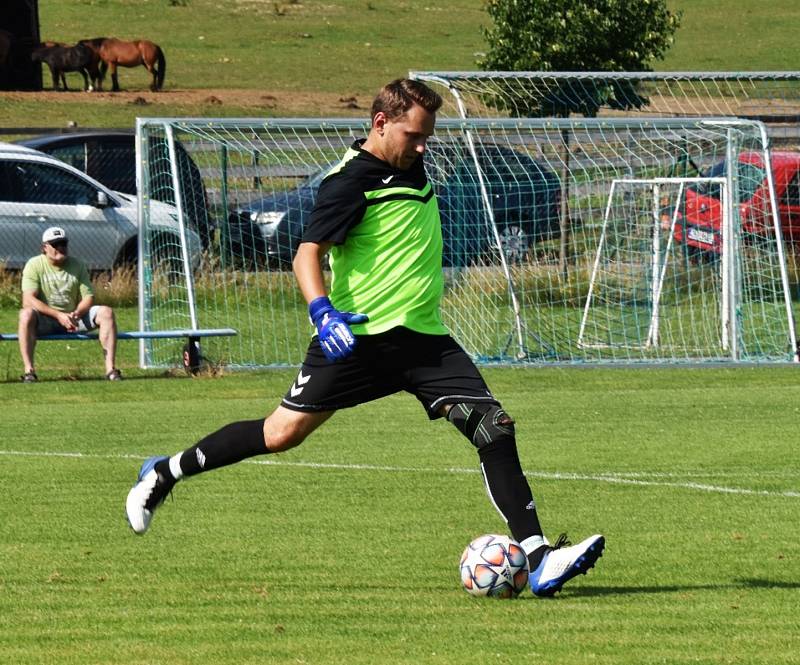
[578,177,736,354]
[134,115,798,368]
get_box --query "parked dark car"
[17,131,214,252]
[227,142,561,268]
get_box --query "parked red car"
[671,151,800,255]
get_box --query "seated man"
[18,226,121,382]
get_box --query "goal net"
[580,177,739,357]
[409,71,800,142]
[135,115,797,368]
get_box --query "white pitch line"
[1,449,798,498]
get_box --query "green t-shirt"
[302,141,447,336]
[21,255,93,313]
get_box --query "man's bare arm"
[293,241,333,304]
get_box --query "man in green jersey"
[19,226,121,382]
[126,79,604,597]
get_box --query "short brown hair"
[371,79,443,121]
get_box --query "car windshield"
[688,159,766,203]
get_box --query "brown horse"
[79,37,165,92]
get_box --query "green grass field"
[1,367,798,664]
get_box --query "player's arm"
[293,241,368,361]
[22,290,77,330]
[293,241,333,303]
[71,264,94,319]
[71,294,94,320]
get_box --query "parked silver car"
[0,142,201,270]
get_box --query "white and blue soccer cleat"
[529,533,605,597]
[125,455,173,535]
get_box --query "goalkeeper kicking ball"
[460,534,529,598]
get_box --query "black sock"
[156,418,268,480]
[477,437,544,548]
[527,545,549,571]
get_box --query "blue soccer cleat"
[125,455,174,535]
[529,533,605,597]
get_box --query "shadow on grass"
[0,372,196,385]
[554,578,800,598]
[737,578,800,590]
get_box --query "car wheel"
[498,224,530,264]
[114,239,138,269]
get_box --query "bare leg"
[94,306,117,374]
[18,308,38,374]
[263,406,335,452]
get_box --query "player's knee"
[19,308,37,327]
[95,306,115,325]
[264,419,306,453]
[447,402,515,449]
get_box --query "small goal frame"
[578,175,798,360]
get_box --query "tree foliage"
[480,0,682,116]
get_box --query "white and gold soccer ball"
[460,534,529,598]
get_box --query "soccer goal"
[577,165,799,360]
[578,177,736,357]
[135,115,798,368]
[409,70,800,145]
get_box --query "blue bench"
[0,328,238,373]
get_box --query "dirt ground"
[10,86,800,120]
[1,88,369,117]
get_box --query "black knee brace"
[446,402,515,449]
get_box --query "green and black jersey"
[302,139,447,336]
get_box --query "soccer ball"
[460,534,529,598]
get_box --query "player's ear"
[372,111,387,135]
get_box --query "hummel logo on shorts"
[290,370,311,397]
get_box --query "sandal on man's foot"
[106,369,123,381]
[21,371,38,383]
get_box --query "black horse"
[31,43,99,91]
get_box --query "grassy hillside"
[665,0,800,71]
[0,0,797,128]
[35,0,488,95]
[32,0,800,92]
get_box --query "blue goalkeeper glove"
[308,296,368,362]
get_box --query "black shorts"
[281,327,499,419]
